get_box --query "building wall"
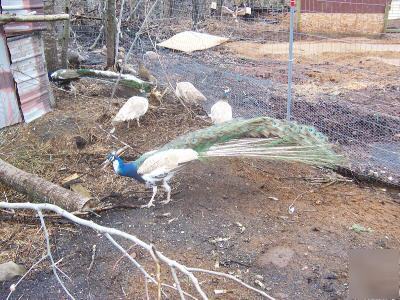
[299,13,386,35]
[298,0,388,35]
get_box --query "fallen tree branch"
[0,202,274,300]
[0,158,94,211]
[38,210,75,299]
[0,14,69,23]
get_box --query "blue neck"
[113,157,145,183]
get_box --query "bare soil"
[0,80,399,299]
[1,17,400,300]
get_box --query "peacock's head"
[223,87,231,99]
[106,151,118,163]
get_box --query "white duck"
[210,89,233,124]
[112,96,149,128]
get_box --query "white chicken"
[112,96,149,128]
[210,89,233,124]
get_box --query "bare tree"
[192,0,200,30]
[164,0,174,18]
[60,0,71,68]
[105,0,117,69]
[217,0,224,18]
[43,0,59,72]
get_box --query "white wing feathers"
[113,96,149,123]
[137,149,199,176]
[210,100,232,124]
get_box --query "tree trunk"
[115,0,126,63]
[163,0,174,18]
[0,159,94,212]
[192,0,199,30]
[105,0,117,69]
[43,0,60,73]
[60,0,71,68]
[217,0,224,18]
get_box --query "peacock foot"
[141,202,155,209]
[160,199,171,205]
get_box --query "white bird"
[210,89,232,124]
[112,96,149,128]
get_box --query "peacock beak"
[101,159,111,170]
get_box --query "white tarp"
[158,31,229,53]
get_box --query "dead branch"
[38,211,75,299]
[0,158,94,211]
[0,14,69,23]
[0,202,274,300]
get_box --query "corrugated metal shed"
[0,29,23,128]
[1,0,46,35]
[8,33,53,123]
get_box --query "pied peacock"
[104,117,341,208]
[210,88,233,124]
[112,96,149,128]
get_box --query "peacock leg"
[160,180,171,205]
[137,118,140,127]
[127,120,130,129]
[141,185,157,208]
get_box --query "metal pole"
[286,0,295,121]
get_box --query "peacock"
[112,96,149,128]
[104,117,341,208]
[210,88,233,124]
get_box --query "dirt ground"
[0,78,400,299]
[1,16,400,300]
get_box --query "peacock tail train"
[135,117,342,168]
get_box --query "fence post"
[286,0,295,121]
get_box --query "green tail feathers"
[138,117,342,168]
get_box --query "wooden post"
[296,0,301,32]
[60,0,71,68]
[0,14,69,23]
[383,0,391,33]
[105,0,117,69]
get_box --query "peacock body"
[209,88,233,124]
[106,117,341,208]
[112,96,149,128]
[210,100,233,124]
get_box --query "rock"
[0,261,26,282]
[175,82,207,105]
[256,246,294,268]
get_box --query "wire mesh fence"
[57,0,400,185]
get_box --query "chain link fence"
[57,0,400,185]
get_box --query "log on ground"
[0,158,95,211]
